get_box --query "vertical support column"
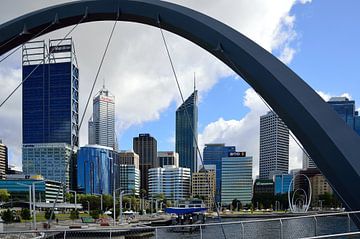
[63,230,67,239]
[279,219,283,239]
[348,213,351,232]
[32,183,36,230]
[241,222,245,239]
[155,227,158,239]
[313,216,318,236]
[200,225,203,239]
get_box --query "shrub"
[20,208,31,220]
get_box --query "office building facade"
[133,134,158,194]
[157,151,179,167]
[176,90,198,173]
[88,86,116,150]
[22,39,79,188]
[259,111,289,179]
[118,151,140,195]
[22,143,72,187]
[0,175,64,203]
[203,143,236,203]
[0,140,8,179]
[274,174,293,195]
[77,145,112,195]
[221,154,253,205]
[148,165,191,201]
[192,167,216,209]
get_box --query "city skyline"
[1,1,360,180]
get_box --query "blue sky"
[1,1,360,175]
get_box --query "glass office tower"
[203,143,236,203]
[175,90,198,173]
[22,39,79,188]
[77,145,112,195]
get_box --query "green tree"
[90,209,100,220]
[20,208,31,220]
[102,194,113,210]
[0,189,10,202]
[70,210,79,221]
[65,192,74,203]
[45,209,56,220]
[1,209,14,223]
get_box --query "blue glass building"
[327,97,360,136]
[203,144,236,203]
[77,145,112,195]
[274,174,293,195]
[175,90,198,173]
[22,40,79,188]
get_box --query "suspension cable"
[0,15,85,108]
[47,17,119,226]
[157,21,228,239]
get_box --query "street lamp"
[68,189,77,210]
[119,191,132,224]
[113,187,122,226]
[30,181,43,230]
[86,200,90,213]
[93,193,103,212]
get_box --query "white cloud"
[0,0,308,168]
[299,0,312,4]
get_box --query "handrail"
[0,210,359,234]
[300,231,360,239]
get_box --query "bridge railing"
[0,210,359,239]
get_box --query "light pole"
[119,191,132,224]
[113,187,122,225]
[93,193,103,212]
[68,190,77,210]
[31,181,43,230]
[86,200,90,213]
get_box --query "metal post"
[155,227,158,239]
[101,194,103,212]
[313,216,318,236]
[113,190,116,226]
[241,222,245,239]
[74,191,77,210]
[120,191,124,224]
[347,213,351,232]
[109,229,112,239]
[32,183,36,230]
[200,225,203,239]
[63,230,66,239]
[279,219,283,239]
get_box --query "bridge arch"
[1,0,360,211]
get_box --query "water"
[152,216,359,239]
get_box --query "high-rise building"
[203,143,236,203]
[22,39,79,188]
[133,134,158,194]
[0,140,8,180]
[118,151,140,195]
[148,165,191,201]
[88,86,117,150]
[303,97,360,170]
[221,153,253,205]
[157,151,179,167]
[327,97,360,135]
[192,167,216,209]
[77,145,112,195]
[0,140,8,179]
[22,143,72,187]
[176,90,198,173]
[310,174,333,203]
[302,151,317,170]
[259,111,289,179]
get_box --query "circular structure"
[288,174,312,213]
[0,0,360,213]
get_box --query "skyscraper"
[22,39,79,187]
[327,97,360,135]
[259,111,289,179]
[221,153,253,205]
[176,90,198,173]
[77,145,112,195]
[133,134,158,194]
[0,140,8,180]
[203,143,236,203]
[192,167,216,209]
[118,151,140,195]
[88,85,116,150]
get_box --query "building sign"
[228,151,246,157]
[49,44,72,53]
